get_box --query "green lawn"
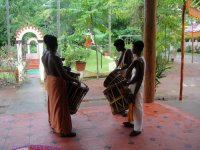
[85,50,114,73]
[70,50,114,73]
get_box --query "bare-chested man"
[122,40,145,136]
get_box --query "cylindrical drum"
[103,70,124,88]
[68,82,89,114]
[103,83,128,115]
[69,71,80,79]
[64,66,80,79]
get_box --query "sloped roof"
[186,0,200,19]
[185,0,200,37]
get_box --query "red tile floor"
[0,102,200,150]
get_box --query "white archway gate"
[15,25,45,82]
[27,37,39,54]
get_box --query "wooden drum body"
[68,82,89,114]
[69,71,80,79]
[103,70,124,87]
[103,84,128,115]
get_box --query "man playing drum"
[42,35,79,137]
[122,40,146,136]
[114,39,134,126]
[114,39,133,77]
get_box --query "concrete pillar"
[16,41,24,82]
[27,44,30,54]
[37,43,39,54]
[38,42,44,82]
[144,0,157,103]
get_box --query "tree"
[6,0,11,46]
[0,0,6,47]
[157,0,183,60]
[56,0,60,38]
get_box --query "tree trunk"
[90,14,99,79]
[57,0,60,38]
[108,5,112,55]
[179,3,186,100]
[56,0,61,56]
[6,0,11,47]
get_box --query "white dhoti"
[129,83,143,132]
[128,56,145,131]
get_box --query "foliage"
[59,34,90,66]
[65,0,110,47]
[63,45,90,67]
[69,49,113,73]
[85,50,113,73]
[0,0,186,86]
[112,0,144,37]
[0,0,185,47]
[63,48,76,67]
[155,50,171,88]
[0,45,17,87]
[0,72,16,87]
[74,47,91,62]
[0,0,6,47]
[157,0,183,59]
[0,46,17,70]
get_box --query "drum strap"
[110,96,123,104]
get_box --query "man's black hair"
[43,34,51,45]
[45,35,58,51]
[133,40,144,53]
[114,39,125,47]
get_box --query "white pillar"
[37,43,39,54]
[38,42,44,82]
[27,44,30,54]
[16,41,23,82]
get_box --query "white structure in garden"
[15,25,44,82]
[27,37,39,54]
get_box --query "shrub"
[0,46,17,70]
[155,51,171,88]
[63,45,90,67]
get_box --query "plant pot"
[75,61,86,71]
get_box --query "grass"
[0,72,14,78]
[71,50,114,73]
[86,50,114,73]
[0,72,16,86]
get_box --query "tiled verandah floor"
[0,102,200,150]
